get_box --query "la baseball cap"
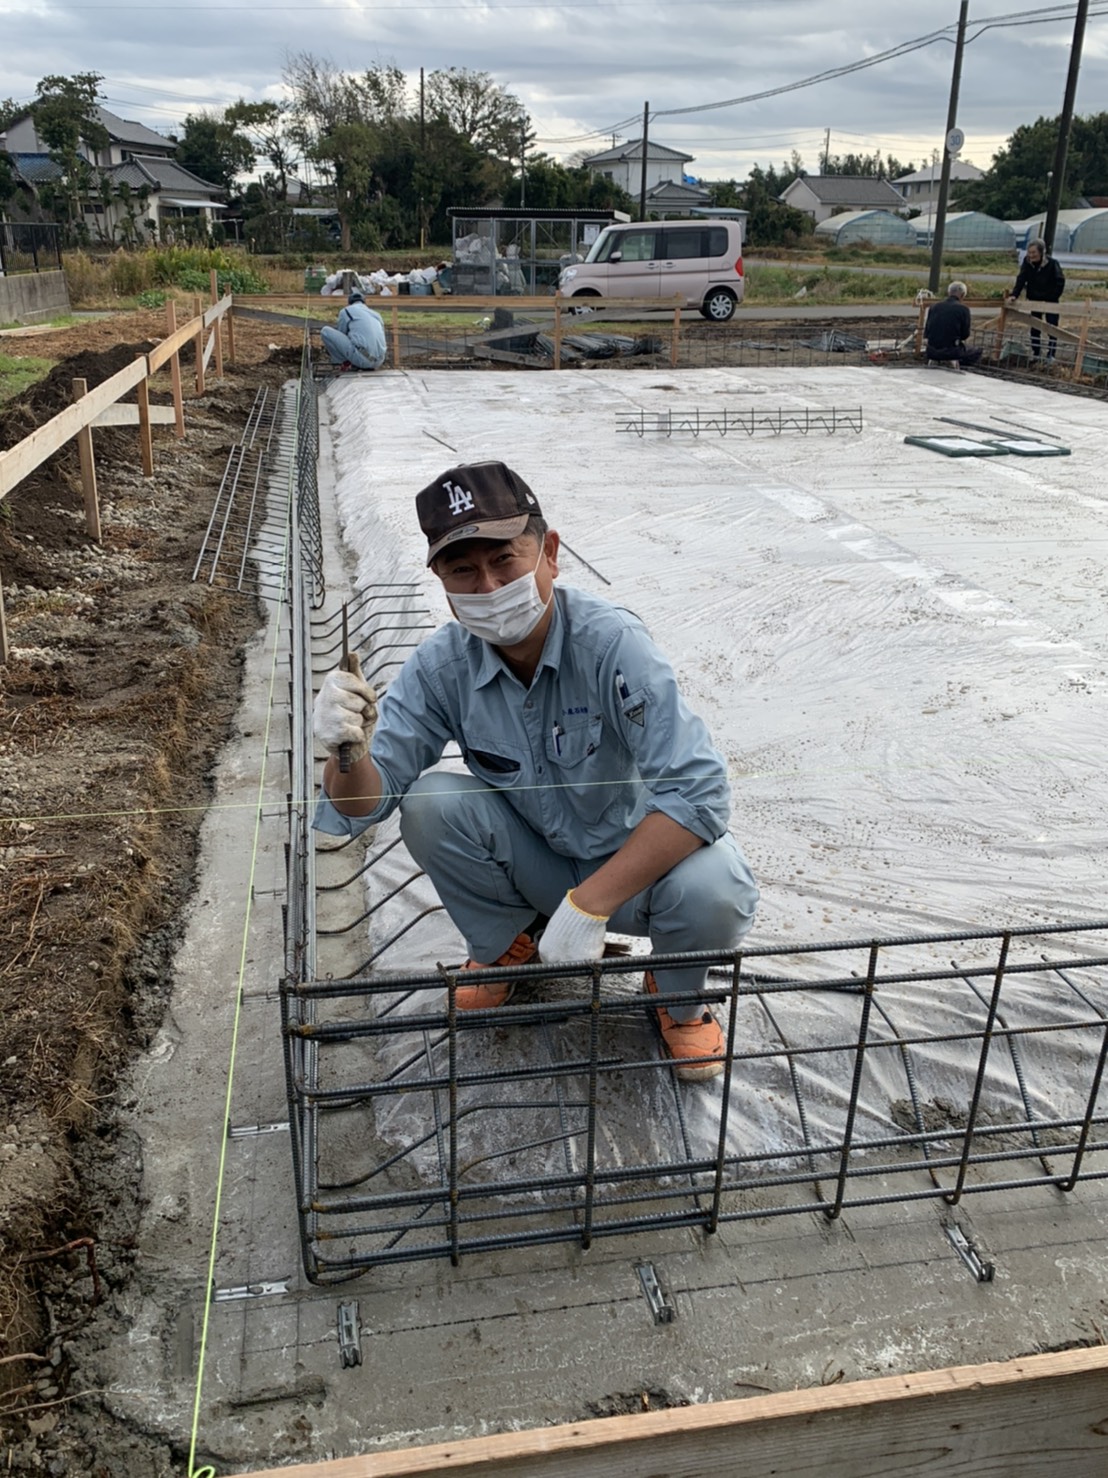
[416,461,542,566]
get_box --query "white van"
[558,219,745,321]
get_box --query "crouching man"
[312,461,759,1081]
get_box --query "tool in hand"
[338,602,355,772]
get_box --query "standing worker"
[923,282,982,369]
[320,289,387,372]
[312,461,759,1081]
[1007,237,1065,364]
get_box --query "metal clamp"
[635,1262,676,1324]
[338,1301,362,1367]
[945,1224,995,1283]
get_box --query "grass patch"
[0,352,56,403]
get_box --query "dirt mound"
[0,313,302,1474]
[0,342,156,454]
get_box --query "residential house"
[1,105,224,241]
[890,160,983,210]
[2,105,176,165]
[778,175,905,224]
[640,178,713,218]
[583,138,698,206]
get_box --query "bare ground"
[0,308,302,1474]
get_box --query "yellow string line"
[185,355,300,1478]
[3,754,1095,831]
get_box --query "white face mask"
[448,548,551,646]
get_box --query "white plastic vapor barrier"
[314,365,1108,1171]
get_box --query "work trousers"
[1029,311,1060,358]
[399,772,759,1022]
[925,344,983,367]
[320,325,385,370]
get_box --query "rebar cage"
[280,341,1108,1287]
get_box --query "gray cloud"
[4,1,1106,179]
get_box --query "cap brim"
[426,514,530,565]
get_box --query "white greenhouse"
[813,209,917,247]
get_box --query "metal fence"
[0,221,62,275]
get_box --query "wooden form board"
[90,404,177,427]
[230,1345,1108,1478]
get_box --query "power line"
[651,2,1108,120]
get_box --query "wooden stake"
[1071,300,1091,381]
[994,298,1008,360]
[165,300,185,438]
[227,298,236,363]
[209,269,224,378]
[0,571,9,665]
[915,301,926,357]
[135,355,154,477]
[391,300,400,368]
[553,294,564,371]
[71,378,101,542]
[193,297,206,396]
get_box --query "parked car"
[557,219,745,321]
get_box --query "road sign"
[946,127,965,157]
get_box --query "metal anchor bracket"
[635,1262,676,1324]
[338,1301,362,1367]
[944,1223,995,1283]
[213,1280,290,1302]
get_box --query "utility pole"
[823,127,831,173]
[419,67,426,249]
[927,0,969,295]
[1043,0,1090,252]
[639,102,649,220]
[520,117,526,208]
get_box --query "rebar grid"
[616,406,864,438]
[280,926,1108,1282]
[192,385,288,601]
[281,342,1108,1287]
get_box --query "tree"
[425,68,529,161]
[225,99,298,201]
[284,53,396,248]
[175,109,255,191]
[958,112,1108,218]
[504,153,633,214]
[32,73,109,236]
[736,167,811,246]
[821,150,914,179]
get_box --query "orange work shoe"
[644,971,726,1082]
[454,932,538,1010]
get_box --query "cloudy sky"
[5,0,1108,181]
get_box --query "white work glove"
[313,656,377,766]
[539,890,609,964]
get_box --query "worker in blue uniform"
[320,290,387,371]
[313,461,759,1080]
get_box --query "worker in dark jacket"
[1008,237,1065,362]
[924,281,981,368]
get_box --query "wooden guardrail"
[235,291,687,371]
[0,270,233,661]
[915,295,1108,378]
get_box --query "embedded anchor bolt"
[944,1223,995,1283]
[635,1261,676,1324]
[338,1301,362,1367]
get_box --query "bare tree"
[425,68,530,160]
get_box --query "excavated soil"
[0,309,302,1474]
